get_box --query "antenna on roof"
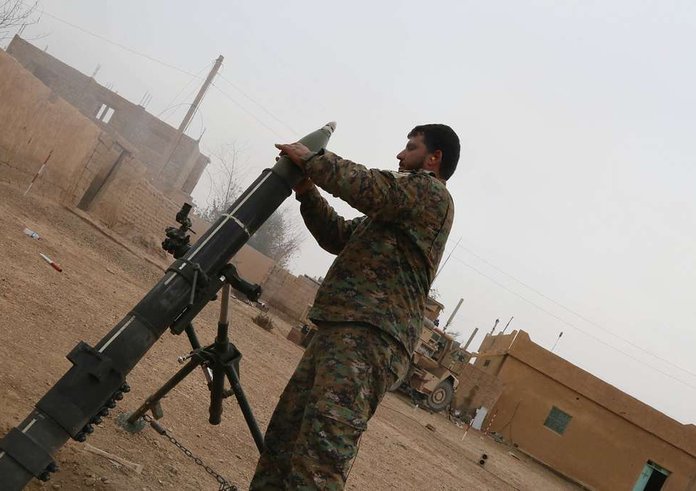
[501,316,514,334]
[551,331,563,352]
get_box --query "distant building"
[6,35,209,201]
[424,296,445,322]
[473,330,696,490]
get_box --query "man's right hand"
[294,178,315,196]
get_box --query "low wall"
[0,48,102,202]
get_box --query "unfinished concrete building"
[473,330,696,490]
[6,35,209,202]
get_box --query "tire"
[427,381,454,412]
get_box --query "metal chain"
[143,414,238,491]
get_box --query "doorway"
[632,460,670,491]
[77,143,129,211]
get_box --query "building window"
[96,103,115,124]
[633,460,670,491]
[483,359,491,367]
[544,406,572,434]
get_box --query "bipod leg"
[210,283,265,451]
[223,363,265,453]
[126,355,204,425]
[185,323,212,385]
[208,359,226,425]
[209,284,231,425]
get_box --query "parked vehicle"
[401,317,470,411]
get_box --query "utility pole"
[443,297,464,332]
[179,55,223,133]
[158,55,224,178]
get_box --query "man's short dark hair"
[408,124,460,180]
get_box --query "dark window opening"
[633,460,670,491]
[543,406,571,434]
[644,471,668,491]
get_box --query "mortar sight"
[175,202,193,228]
[162,202,195,258]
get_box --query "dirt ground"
[0,183,581,490]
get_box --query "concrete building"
[6,35,210,201]
[452,361,503,420]
[424,297,445,323]
[473,330,696,490]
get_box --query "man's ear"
[432,149,443,165]
[425,149,443,174]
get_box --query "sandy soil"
[0,183,580,490]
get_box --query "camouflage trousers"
[249,323,409,490]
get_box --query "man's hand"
[275,142,312,168]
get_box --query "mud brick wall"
[261,270,320,321]
[453,363,503,414]
[113,179,188,247]
[0,48,102,202]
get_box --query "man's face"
[396,134,430,172]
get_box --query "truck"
[401,317,471,411]
[285,297,471,412]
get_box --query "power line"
[33,9,297,143]
[446,254,696,392]
[210,82,284,139]
[218,72,299,136]
[434,235,462,281]
[38,9,202,78]
[157,63,213,118]
[456,245,696,380]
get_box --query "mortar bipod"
[120,266,265,454]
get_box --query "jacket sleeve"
[301,150,427,222]
[296,186,366,255]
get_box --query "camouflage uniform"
[250,150,454,490]
[250,324,409,490]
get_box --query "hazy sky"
[11,1,695,423]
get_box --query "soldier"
[250,124,460,490]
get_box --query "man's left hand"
[275,142,312,168]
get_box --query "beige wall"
[453,363,502,414]
[0,48,205,250]
[112,178,191,244]
[479,331,696,490]
[0,48,102,202]
[261,270,320,321]
[230,245,276,287]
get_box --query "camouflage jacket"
[296,150,454,356]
